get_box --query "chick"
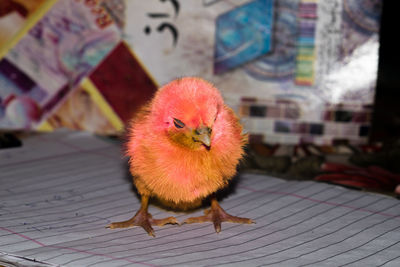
[107,77,253,236]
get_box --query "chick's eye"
[173,118,185,128]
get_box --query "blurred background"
[1,0,399,194]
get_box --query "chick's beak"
[194,126,212,147]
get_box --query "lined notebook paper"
[1,130,400,266]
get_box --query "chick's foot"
[106,209,178,237]
[106,195,178,237]
[183,197,254,233]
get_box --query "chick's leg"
[106,195,178,237]
[183,195,254,233]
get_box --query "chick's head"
[151,77,224,151]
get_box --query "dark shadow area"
[371,0,400,142]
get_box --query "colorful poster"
[121,0,381,145]
[214,0,274,74]
[45,78,123,135]
[0,0,121,129]
[89,41,158,124]
[0,0,382,145]
[0,0,57,59]
[44,41,158,135]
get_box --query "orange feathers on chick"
[107,77,253,236]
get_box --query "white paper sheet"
[1,130,400,266]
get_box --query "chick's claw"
[106,209,178,237]
[183,198,254,233]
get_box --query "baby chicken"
[107,77,253,236]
